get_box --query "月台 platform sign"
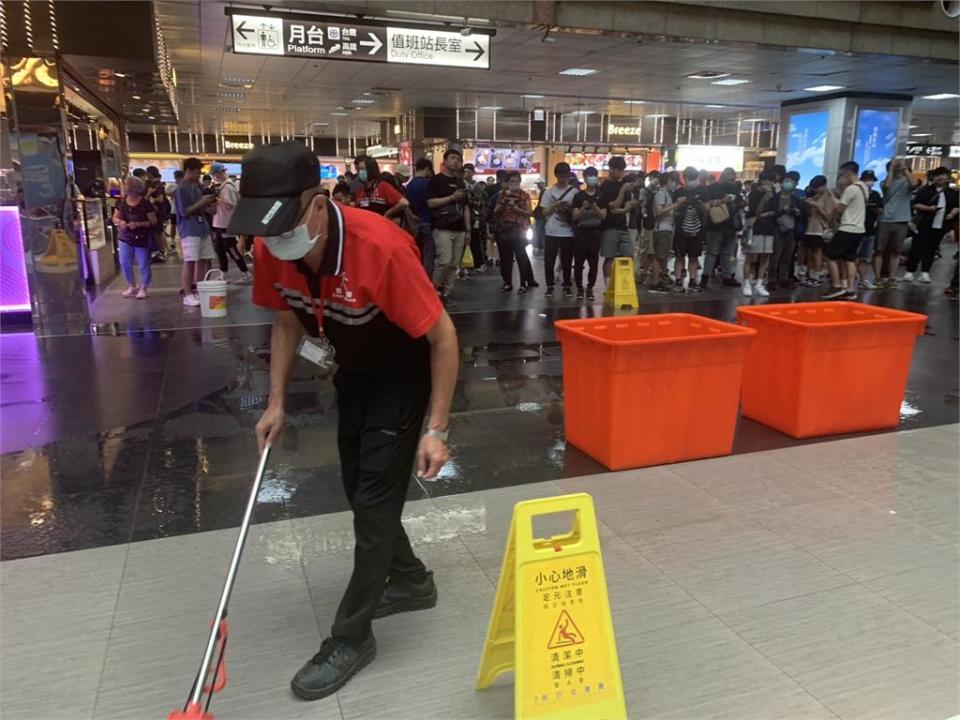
[230,13,490,70]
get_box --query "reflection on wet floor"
[1,275,958,560]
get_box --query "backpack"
[642,189,657,230]
[708,199,730,225]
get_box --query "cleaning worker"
[228,141,459,700]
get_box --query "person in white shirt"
[211,162,252,284]
[823,161,867,300]
[539,162,579,298]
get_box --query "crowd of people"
[110,151,959,306]
[326,152,960,304]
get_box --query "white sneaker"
[235,271,253,285]
[755,281,770,297]
[183,294,200,307]
[918,272,931,283]
[861,279,879,289]
[903,272,914,282]
[742,280,753,297]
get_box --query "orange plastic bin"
[736,302,926,438]
[555,314,756,470]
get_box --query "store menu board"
[564,152,644,172]
[474,147,538,172]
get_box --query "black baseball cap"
[228,141,320,237]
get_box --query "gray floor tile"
[0,544,126,647]
[863,561,960,638]
[0,629,108,720]
[616,617,835,720]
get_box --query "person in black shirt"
[744,171,777,297]
[427,149,470,302]
[672,167,707,292]
[571,166,607,301]
[597,156,637,281]
[701,167,741,288]
[905,166,959,282]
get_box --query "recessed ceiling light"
[623,100,646,105]
[131,94,141,100]
[705,104,726,108]
[922,93,960,100]
[522,94,544,99]
[743,117,766,122]
[711,78,750,86]
[218,91,246,99]
[559,68,598,76]
[479,106,503,110]
[804,85,844,92]
[330,112,350,117]
[147,115,155,120]
[114,72,127,78]
[686,71,729,80]
[351,98,377,104]
[910,132,932,137]
[646,113,669,118]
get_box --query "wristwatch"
[425,428,449,443]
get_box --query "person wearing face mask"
[702,167,741,289]
[649,171,683,293]
[855,170,884,289]
[768,172,802,290]
[112,176,158,299]
[801,175,836,287]
[744,171,778,297]
[493,171,537,292]
[571,166,606,301]
[905,166,959,283]
[229,141,459,701]
[539,162,578,298]
[353,156,409,221]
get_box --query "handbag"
[708,200,730,225]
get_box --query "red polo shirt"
[252,200,442,375]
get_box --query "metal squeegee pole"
[189,446,272,706]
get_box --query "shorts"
[801,234,824,249]
[824,230,863,262]
[181,235,215,262]
[601,228,634,258]
[673,233,703,260]
[876,222,908,254]
[652,230,673,261]
[636,228,652,257]
[745,233,774,255]
[857,234,876,261]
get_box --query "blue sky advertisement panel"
[854,109,899,179]
[786,111,828,184]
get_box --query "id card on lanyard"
[295,265,336,370]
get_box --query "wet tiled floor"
[1,426,956,720]
[1,254,957,560]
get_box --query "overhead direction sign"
[230,13,490,69]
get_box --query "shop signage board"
[230,13,490,69]
[904,143,947,157]
[476,493,626,720]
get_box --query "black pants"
[331,368,430,646]
[497,227,535,287]
[573,227,602,290]
[544,234,575,288]
[213,228,249,274]
[468,224,486,268]
[905,226,946,273]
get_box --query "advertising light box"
[676,145,743,172]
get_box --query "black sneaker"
[648,283,669,294]
[545,286,554,298]
[374,572,438,619]
[699,276,709,289]
[841,291,858,301]
[576,288,585,300]
[671,281,685,294]
[822,287,847,300]
[291,635,376,701]
[585,288,595,301]
[562,287,575,299]
[722,277,742,287]
[501,284,513,292]
[688,284,704,293]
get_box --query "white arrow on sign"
[359,32,383,55]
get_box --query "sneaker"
[526,281,540,289]
[136,288,148,300]
[585,288,595,301]
[918,272,932,284]
[688,284,704,293]
[945,286,959,297]
[742,281,753,297]
[545,286,554,298]
[903,272,915,282]
[235,271,253,285]
[699,276,709,290]
[374,572,438,619]
[822,287,847,300]
[501,284,513,292]
[648,283,670,294]
[576,288,585,300]
[122,285,138,298]
[842,291,859,301]
[562,287,575,299]
[861,279,879,289]
[670,281,685,294]
[755,281,770,297]
[291,635,377,701]
[517,285,529,294]
[722,277,742,287]
[183,294,200,307]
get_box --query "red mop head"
[167,702,213,720]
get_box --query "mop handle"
[188,446,272,706]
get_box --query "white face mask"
[263,199,320,261]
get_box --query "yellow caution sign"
[603,257,638,309]
[476,493,626,720]
[38,228,77,267]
